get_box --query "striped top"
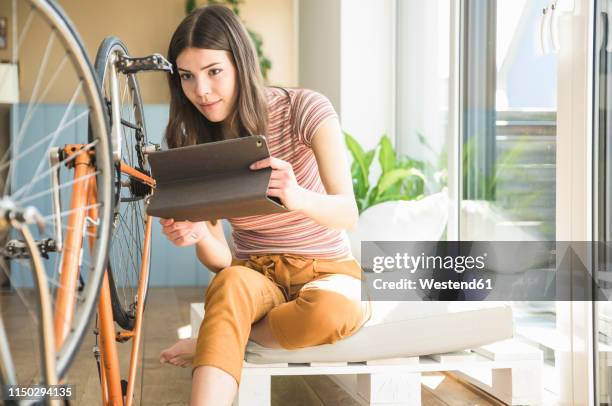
[228,87,352,260]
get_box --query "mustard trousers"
[192,254,369,384]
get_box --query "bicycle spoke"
[130,119,137,168]
[117,213,140,275]
[10,139,99,201]
[8,83,84,198]
[120,74,129,109]
[2,90,85,199]
[112,202,143,299]
[1,249,93,314]
[5,57,70,171]
[45,275,85,303]
[119,206,143,255]
[13,31,57,148]
[0,53,68,175]
[116,225,131,302]
[16,171,99,208]
[0,107,87,178]
[113,219,131,297]
[119,78,132,169]
[41,202,102,223]
[47,251,97,300]
[15,7,34,54]
[20,54,69,131]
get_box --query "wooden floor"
[2,287,502,405]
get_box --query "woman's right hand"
[159,218,210,247]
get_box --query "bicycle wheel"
[94,36,152,331]
[0,0,114,382]
[0,220,60,400]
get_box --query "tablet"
[146,135,288,221]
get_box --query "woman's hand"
[250,157,309,212]
[159,218,210,247]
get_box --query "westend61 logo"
[371,252,488,274]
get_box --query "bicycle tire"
[0,0,114,382]
[94,36,152,331]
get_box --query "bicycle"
[0,1,170,405]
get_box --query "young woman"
[157,5,369,405]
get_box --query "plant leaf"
[378,134,396,174]
[344,132,370,190]
[186,0,197,13]
[364,149,376,169]
[416,131,436,155]
[377,168,425,197]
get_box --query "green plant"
[185,0,197,13]
[186,0,272,81]
[345,132,428,214]
[346,129,551,238]
[423,132,535,203]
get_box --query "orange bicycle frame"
[52,144,155,406]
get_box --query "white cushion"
[244,301,513,364]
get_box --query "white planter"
[347,189,449,263]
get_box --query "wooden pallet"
[191,303,543,406]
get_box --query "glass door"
[459,0,559,399]
[594,0,612,403]
[398,0,594,402]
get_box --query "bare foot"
[159,338,197,368]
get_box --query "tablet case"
[145,135,288,221]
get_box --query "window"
[396,0,560,399]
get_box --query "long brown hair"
[165,5,268,148]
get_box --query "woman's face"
[176,47,238,124]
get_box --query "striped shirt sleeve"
[292,89,338,147]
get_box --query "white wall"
[339,0,395,151]
[298,0,395,151]
[396,0,450,163]
[298,0,342,111]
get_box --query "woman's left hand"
[250,157,309,212]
